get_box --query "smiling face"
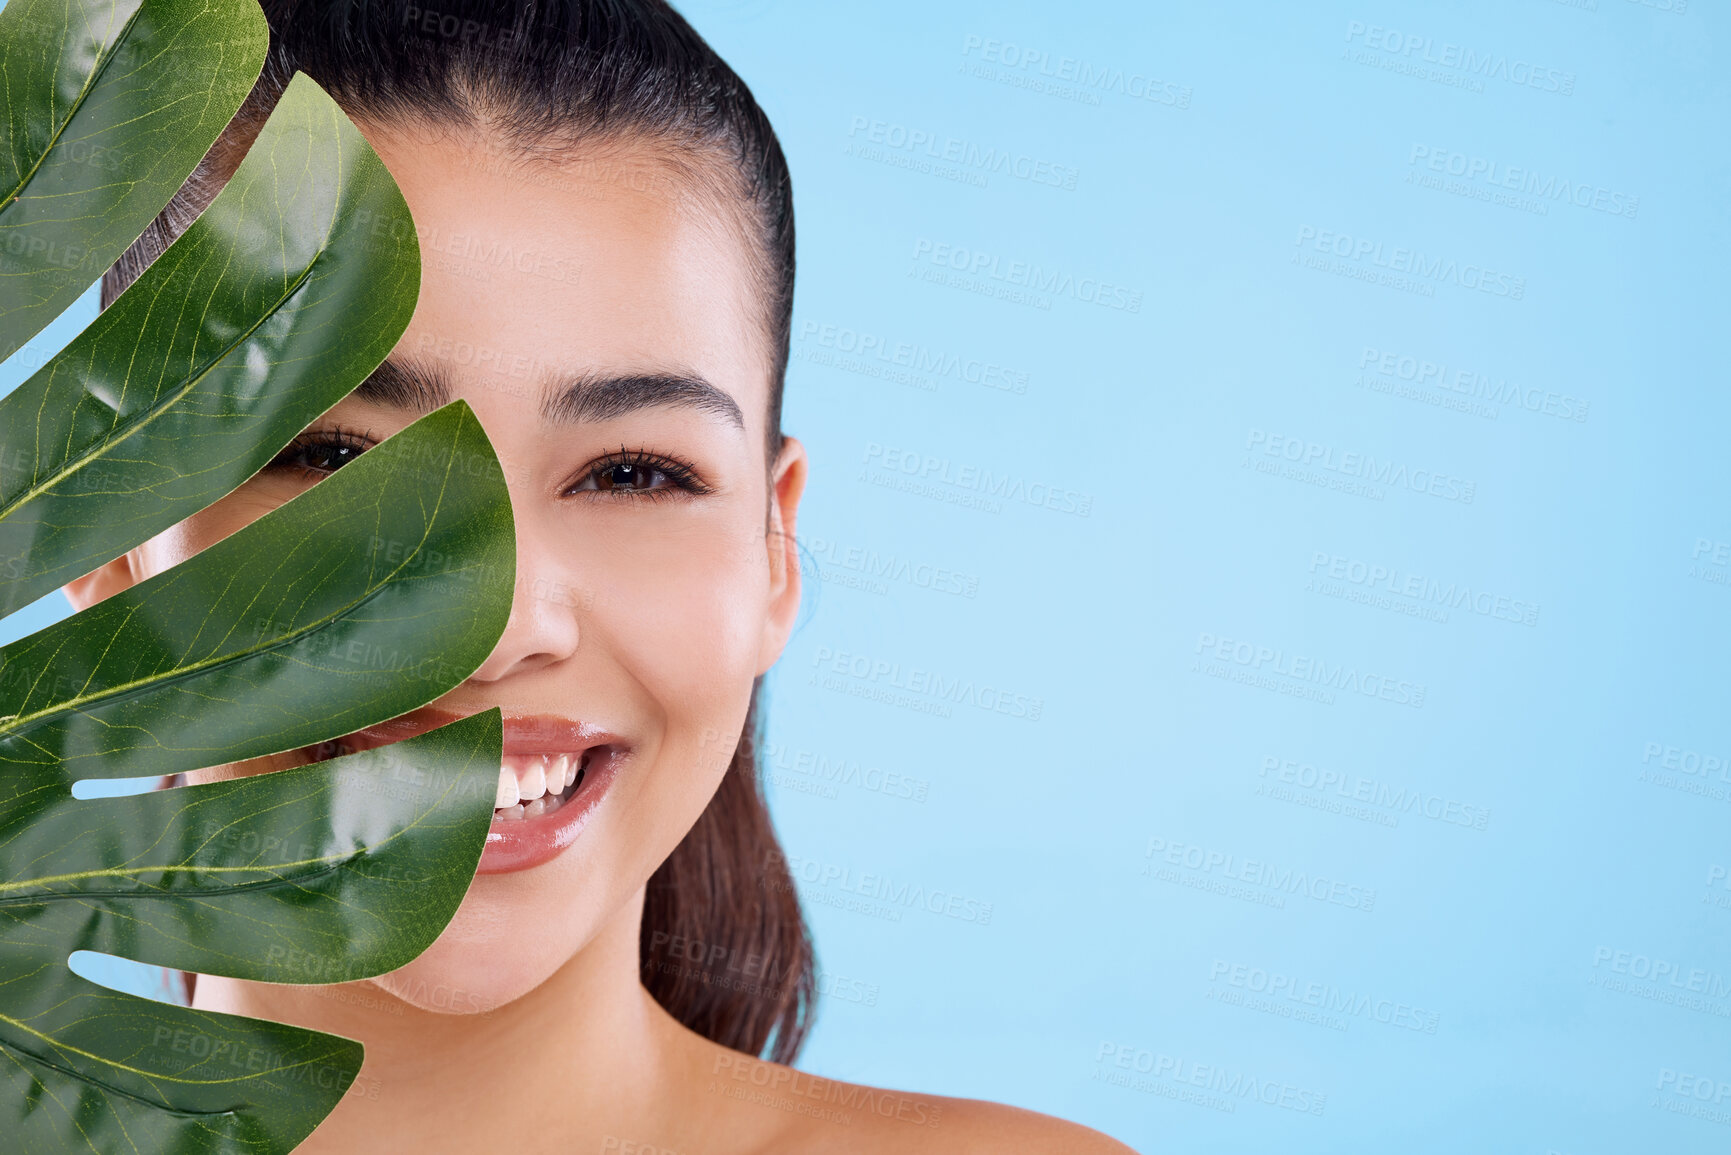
[65,123,807,1010]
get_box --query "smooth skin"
[64,121,1134,1154]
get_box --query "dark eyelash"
[263,425,377,479]
[568,446,712,499]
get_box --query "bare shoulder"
[679,1026,1135,1155]
[733,1064,1136,1154]
[878,1092,1140,1154]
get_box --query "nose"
[464,523,582,683]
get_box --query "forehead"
[358,123,769,430]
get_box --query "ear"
[755,435,808,676]
[61,550,141,612]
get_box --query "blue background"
[5,0,1727,1150]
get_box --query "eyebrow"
[355,356,745,431]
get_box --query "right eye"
[264,428,376,479]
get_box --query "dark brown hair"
[120,0,814,1063]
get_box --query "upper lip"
[310,706,621,759]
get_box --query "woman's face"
[65,125,807,1010]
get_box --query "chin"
[366,865,615,1014]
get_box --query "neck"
[192,886,692,1150]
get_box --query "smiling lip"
[303,706,624,874]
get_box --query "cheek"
[587,517,771,727]
[367,902,529,1014]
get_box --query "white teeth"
[522,796,548,819]
[518,756,547,802]
[498,802,524,822]
[493,752,588,816]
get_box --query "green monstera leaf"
[0,2,517,1152]
[0,0,270,360]
[0,66,428,618]
[0,401,514,1153]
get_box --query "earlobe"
[61,550,141,612]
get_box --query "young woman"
[61,2,1132,1151]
